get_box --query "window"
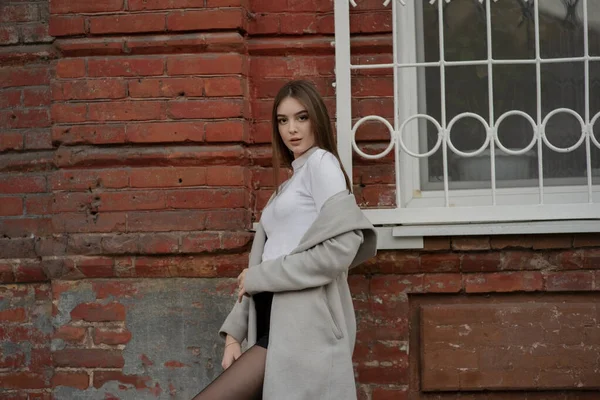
[335,0,600,232]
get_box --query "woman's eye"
[278,118,287,124]
[298,115,308,121]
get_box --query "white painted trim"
[392,220,600,237]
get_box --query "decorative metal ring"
[540,108,586,153]
[446,112,491,157]
[397,114,443,158]
[351,115,395,160]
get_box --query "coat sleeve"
[244,230,363,294]
[218,295,249,343]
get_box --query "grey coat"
[219,190,377,400]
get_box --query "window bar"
[437,0,450,207]
[335,0,353,185]
[534,0,544,205]
[392,0,403,208]
[583,0,593,203]
[486,0,497,205]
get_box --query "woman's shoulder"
[306,148,341,171]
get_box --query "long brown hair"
[271,80,352,193]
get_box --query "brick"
[166,188,245,209]
[279,14,318,34]
[52,79,127,101]
[93,371,150,389]
[130,166,206,188]
[90,191,165,212]
[24,130,52,150]
[206,166,245,186]
[491,234,534,249]
[128,0,204,10]
[0,175,46,194]
[0,26,19,45]
[126,121,204,143]
[464,271,543,293]
[0,217,53,238]
[52,371,89,390]
[0,89,21,109]
[452,236,491,251]
[1,109,50,129]
[21,23,52,43]
[93,328,132,345]
[22,87,51,107]
[0,67,49,89]
[50,0,124,14]
[25,194,52,215]
[168,99,243,119]
[0,307,27,322]
[138,233,179,254]
[53,349,124,368]
[51,103,87,123]
[181,232,220,253]
[49,15,86,36]
[532,234,572,249]
[0,237,36,258]
[204,76,244,97]
[205,120,246,142]
[359,185,395,207]
[423,273,462,293]
[0,372,48,390]
[70,302,125,322]
[88,101,165,121]
[77,257,115,278]
[420,253,460,273]
[0,4,38,23]
[55,59,86,79]
[166,9,244,31]
[0,132,23,151]
[128,77,204,98]
[166,53,244,75]
[90,13,166,34]
[461,252,502,272]
[127,210,206,232]
[371,275,423,294]
[422,236,451,251]
[544,271,595,291]
[371,387,408,400]
[355,362,408,385]
[584,249,600,269]
[50,169,128,191]
[502,250,554,271]
[102,235,138,254]
[248,13,280,35]
[205,209,249,230]
[573,233,600,248]
[52,124,127,145]
[88,57,164,77]
[0,196,23,216]
[0,263,15,283]
[54,326,87,343]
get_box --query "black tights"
[191,345,267,400]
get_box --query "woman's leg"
[191,345,267,400]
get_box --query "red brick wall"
[1,0,599,398]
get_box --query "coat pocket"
[322,288,343,340]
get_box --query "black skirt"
[253,291,273,349]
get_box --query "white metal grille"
[334,0,600,229]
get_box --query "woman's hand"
[222,335,242,370]
[237,268,248,303]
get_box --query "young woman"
[192,80,377,400]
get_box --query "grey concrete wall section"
[53,278,237,400]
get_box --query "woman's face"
[276,96,315,159]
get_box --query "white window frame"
[334,0,600,247]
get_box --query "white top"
[260,147,347,262]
